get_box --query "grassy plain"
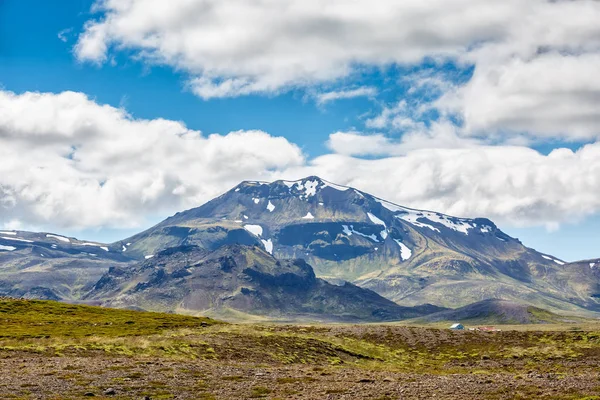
[1,299,600,399]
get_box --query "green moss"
[0,299,222,339]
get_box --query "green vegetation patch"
[0,299,222,339]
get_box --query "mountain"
[413,299,581,325]
[112,176,596,313]
[84,244,444,322]
[0,231,131,300]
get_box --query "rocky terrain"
[85,244,444,321]
[1,299,600,400]
[413,299,584,325]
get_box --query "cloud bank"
[2,90,600,233]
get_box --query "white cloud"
[74,0,600,141]
[3,89,600,234]
[57,28,74,43]
[439,53,600,140]
[308,142,600,229]
[327,122,479,156]
[0,90,304,230]
[316,87,377,105]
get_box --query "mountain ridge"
[0,176,597,319]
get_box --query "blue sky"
[1,0,599,261]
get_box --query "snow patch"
[319,202,324,206]
[100,246,109,252]
[542,255,565,265]
[261,239,273,254]
[341,224,378,242]
[0,245,16,251]
[590,263,596,268]
[302,212,315,220]
[252,197,260,204]
[122,245,127,252]
[266,201,275,212]
[243,215,249,220]
[303,180,319,197]
[46,234,70,243]
[376,199,479,235]
[244,224,263,237]
[367,212,386,227]
[367,212,388,240]
[1,236,33,243]
[0,231,16,236]
[394,239,412,261]
[235,188,240,192]
[145,255,154,259]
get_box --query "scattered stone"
[103,388,116,395]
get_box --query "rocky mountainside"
[0,231,131,300]
[112,176,595,313]
[85,244,444,322]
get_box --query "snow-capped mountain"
[114,176,594,313]
[0,230,129,300]
[1,176,597,315]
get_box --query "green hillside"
[0,298,221,339]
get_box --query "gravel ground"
[1,352,600,399]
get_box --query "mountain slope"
[114,177,593,313]
[0,231,131,300]
[85,244,444,322]
[413,299,580,325]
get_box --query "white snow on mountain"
[267,201,275,212]
[244,224,263,237]
[542,255,565,265]
[0,245,16,251]
[367,212,388,239]
[46,234,70,243]
[1,236,33,243]
[342,224,378,242]
[0,231,16,236]
[394,239,412,261]
[302,212,315,219]
[261,239,273,254]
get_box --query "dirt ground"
[1,353,600,400]
[2,305,600,400]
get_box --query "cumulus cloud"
[439,53,600,140]
[3,90,600,232]
[0,90,304,230]
[74,0,600,141]
[309,143,600,230]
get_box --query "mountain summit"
[112,176,595,313]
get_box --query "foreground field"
[1,300,600,399]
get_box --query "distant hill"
[414,299,581,325]
[84,244,445,322]
[0,231,131,300]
